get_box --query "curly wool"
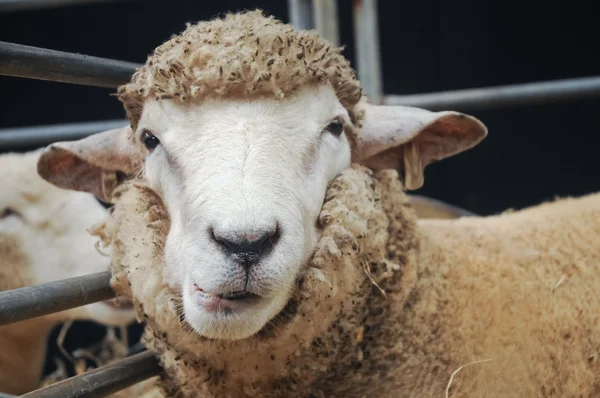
[99,165,600,397]
[116,10,363,131]
[98,165,418,397]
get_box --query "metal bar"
[0,271,115,326]
[0,393,16,398]
[408,194,478,218]
[312,0,339,46]
[287,0,314,30]
[128,342,147,356]
[0,41,140,88]
[384,75,600,111]
[0,0,132,13]
[0,119,127,149]
[21,350,161,398]
[353,0,383,104]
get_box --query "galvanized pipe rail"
[21,351,161,398]
[0,41,139,88]
[0,271,115,326]
[0,0,134,13]
[386,75,600,111]
[0,119,127,149]
[353,0,383,104]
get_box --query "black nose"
[211,228,280,269]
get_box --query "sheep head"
[37,10,486,341]
[0,150,136,327]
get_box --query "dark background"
[1,0,599,380]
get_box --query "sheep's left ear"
[354,102,487,190]
[37,125,140,202]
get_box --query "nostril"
[210,225,280,265]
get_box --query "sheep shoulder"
[414,192,600,397]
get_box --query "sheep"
[91,166,600,398]
[34,9,600,397]
[0,149,136,395]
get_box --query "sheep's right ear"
[37,126,141,202]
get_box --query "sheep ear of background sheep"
[36,102,486,199]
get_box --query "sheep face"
[130,85,350,339]
[0,151,135,327]
[37,85,487,342]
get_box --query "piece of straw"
[445,358,492,398]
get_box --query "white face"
[37,82,487,340]
[0,151,135,326]
[136,86,352,339]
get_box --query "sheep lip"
[193,289,262,311]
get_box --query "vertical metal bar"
[353,0,383,104]
[312,0,340,46]
[287,0,314,30]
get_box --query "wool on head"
[117,10,364,132]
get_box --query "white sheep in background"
[0,150,136,395]
[36,10,600,398]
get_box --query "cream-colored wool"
[0,151,135,395]
[96,163,600,397]
[117,10,363,132]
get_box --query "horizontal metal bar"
[0,0,131,13]
[0,41,140,88]
[0,119,127,149]
[0,271,115,326]
[385,75,600,111]
[21,350,161,398]
[0,392,16,398]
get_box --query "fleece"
[98,163,600,397]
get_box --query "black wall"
[1,0,599,379]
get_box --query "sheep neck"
[106,166,420,397]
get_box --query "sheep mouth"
[216,290,258,301]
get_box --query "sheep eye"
[141,129,160,151]
[0,208,20,219]
[325,118,344,137]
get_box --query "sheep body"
[100,164,600,397]
[0,150,135,395]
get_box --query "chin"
[182,283,293,341]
